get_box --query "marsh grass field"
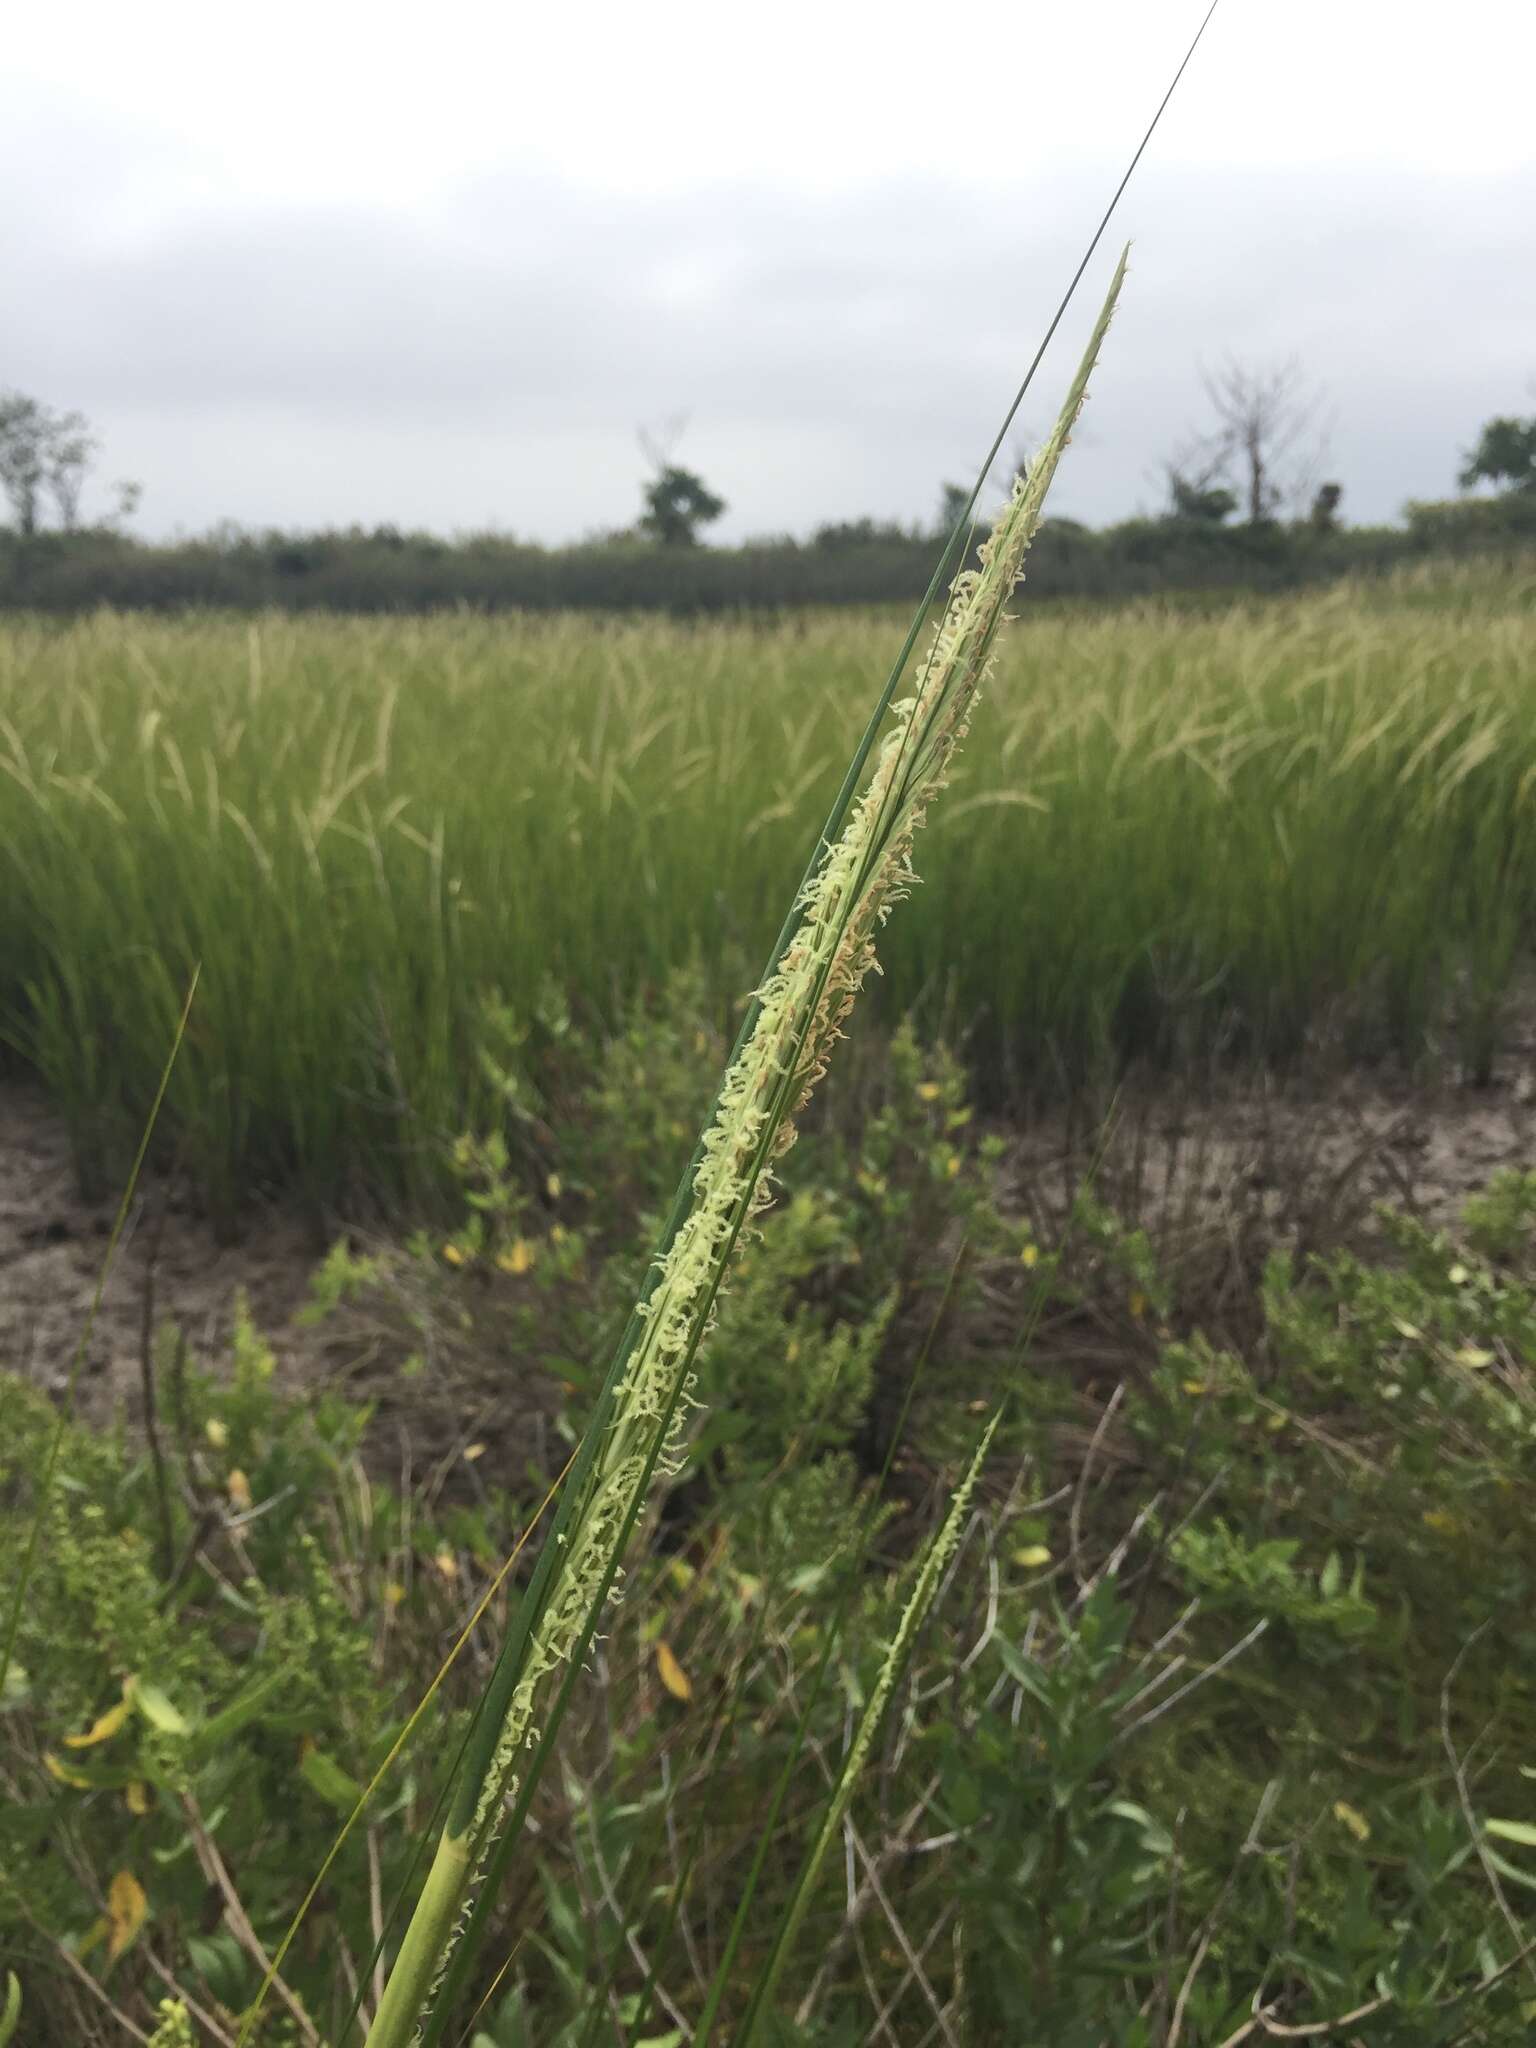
[2,556,1534,1218]
[4,549,1536,2047]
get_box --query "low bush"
[4,1014,1534,2042]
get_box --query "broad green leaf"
[130,1679,191,1737]
[299,1746,364,1812]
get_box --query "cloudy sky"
[3,0,1532,543]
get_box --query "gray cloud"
[3,121,1532,541]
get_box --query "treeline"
[1,492,1534,616]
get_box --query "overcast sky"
[3,0,1532,543]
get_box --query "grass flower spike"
[362,249,1127,2048]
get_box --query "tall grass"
[341,250,1130,2048]
[1,563,1534,1215]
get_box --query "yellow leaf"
[1014,1545,1053,1569]
[462,1442,486,1462]
[497,1238,535,1276]
[442,1242,465,1267]
[204,1418,228,1450]
[1392,1318,1422,1342]
[944,1153,961,1180]
[124,1782,152,1816]
[1182,1380,1207,1397]
[1020,1244,1039,1269]
[1454,1346,1494,1369]
[1129,1291,1148,1321]
[226,1468,253,1511]
[1333,1801,1371,1843]
[44,1752,94,1788]
[1265,1411,1288,1432]
[916,1082,942,1102]
[106,1870,148,1961]
[1447,1263,1469,1286]
[64,1697,131,1749]
[434,1549,459,1581]
[656,1641,692,1702]
[546,1172,562,1200]
[383,1581,407,1608]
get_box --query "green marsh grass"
[1,557,1533,1219]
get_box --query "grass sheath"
[359,254,1128,2048]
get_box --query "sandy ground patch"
[4,1034,1534,1430]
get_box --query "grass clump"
[1,558,1533,1220]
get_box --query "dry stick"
[1165,1779,1281,2048]
[1113,1618,1269,1746]
[27,1926,152,2045]
[1067,1381,1125,1589]
[578,1784,695,2041]
[843,1816,960,2048]
[1249,1995,1393,2038]
[788,1754,948,2029]
[183,1795,325,2048]
[859,1901,960,2048]
[140,1952,241,2048]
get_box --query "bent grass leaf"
[300,1746,366,1813]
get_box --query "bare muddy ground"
[3,1033,1534,1427]
[0,1084,325,1415]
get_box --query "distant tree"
[44,411,97,529]
[635,418,726,548]
[935,481,973,536]
[1459,413,1536,496]
[0,393,49,537]
[813,515,916,551]
[638,465,726,547]
[0,390,103,535]
[1166,467,1237,524]
[110,479,144,530]
[1308,480,1344,532]
[1174,357,1328,527]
